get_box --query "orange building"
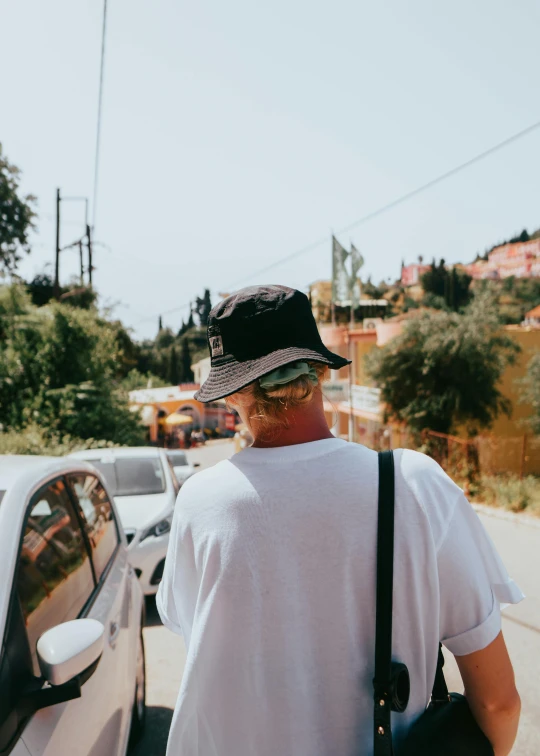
[129,385,228,445]
[318,319,540,473]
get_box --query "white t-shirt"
[157,439,523,756]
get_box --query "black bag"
[373,450,494,756]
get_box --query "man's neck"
[250,398,334,448]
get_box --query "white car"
[70,448,179,596]
[165,450,199,487]
[0,456,146,756]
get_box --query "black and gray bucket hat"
[194,284,350,403]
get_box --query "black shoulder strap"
[373,450,395,756]
[373,451,449,756]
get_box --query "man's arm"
[455,631,520,756]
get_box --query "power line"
[132,116,540,328]
[226,117,540,288]
[92,0,108,234]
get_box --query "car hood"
[113,492,172,531]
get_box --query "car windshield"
[167,452,188,467]
[89,457,166,497]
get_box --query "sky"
[2,0,540,339]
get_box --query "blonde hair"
[228,362,329,433]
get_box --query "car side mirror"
[19,619,104,715]
[37,618,104,686]
[194,463,200,468]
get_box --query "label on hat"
[210,335,224,357]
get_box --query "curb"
[472,502,540,529]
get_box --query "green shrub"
[479,474,540,515]
[0,423,119,457]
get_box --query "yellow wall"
[489,327,540,437]
[353,338,377,386]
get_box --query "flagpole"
[348,330,354,443]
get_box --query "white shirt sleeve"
[437,493,524,656]
[156,497,184,636]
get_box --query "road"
[133,441,234,756]
[135,441,540,755]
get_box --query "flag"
[350,244,364,308]
[332,236,350,306]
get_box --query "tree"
[518,352,540,434]
[421,259,471,311]
[168,345,180,385]
[26,271,97,309]
[0,145,36,272]
[365,292,520,436]
[156,326,175,349]
[180,338,194,382]
[195,289,212,326]
[0,284,145,444]
[121,369,167,393]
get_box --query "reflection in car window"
[17,479,94,676]
[68,474,118,579]
[167,452,188,467]
[89,457,166,497]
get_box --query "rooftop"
[525,304,540,319]
[0,455,93,493]
[70,446,162,460]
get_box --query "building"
[466,238,540,280]
[129,384,230,445]
[192,356,211,386]
[523,304,540,327]
[309,280,388,324]
[318,317,540,473]
[400,262,430,287]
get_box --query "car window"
[87,457,166,497]
[68,473,119,580]
[167,452,188,467]
[17,478,94,676]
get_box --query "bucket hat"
[194,285,350,402]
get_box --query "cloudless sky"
[2,0,540,339]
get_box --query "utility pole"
[86,224,93,286]
[54,188,61,298]
[78,240,84,284]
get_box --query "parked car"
[165,450,199,487]
[70,447,179,596]
[0,455,146,756]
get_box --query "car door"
[65,471,134,756]
[9,477,98,756]
[20,473,132,756]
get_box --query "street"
[133,441,235,756]
[136,441,540,756]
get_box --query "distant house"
[466,238,540,280]
[401,263,430,287]
[523,304,540,327]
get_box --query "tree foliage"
[26,271,97,310]
[365,293,520,436]
[473,277,540,324]
[180,338,194,382]
[0,145,36,272]
[194,289,212,326]
[421,259,472,311]
[0,284,145,445]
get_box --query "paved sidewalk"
[444,507,540,755]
